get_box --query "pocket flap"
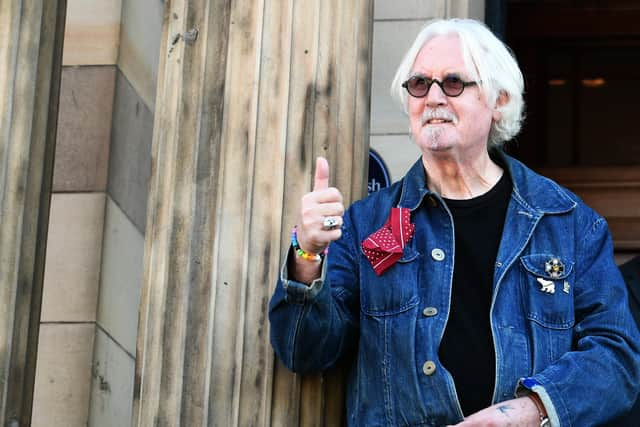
[520,254,574,280]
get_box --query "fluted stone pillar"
[133,0,373,425]
[0,1,66,425]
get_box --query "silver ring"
[323,216,339,230]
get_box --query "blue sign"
[368,149,391,194]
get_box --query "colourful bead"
[291,225,325,262]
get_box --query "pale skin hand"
[291,157,344,284]
[447,397,540,427]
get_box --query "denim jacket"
[269,152,640,427]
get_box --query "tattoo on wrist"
[496,404,513,416]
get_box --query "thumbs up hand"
[296,157,345,257]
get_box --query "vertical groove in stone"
[352,0,374,200]
[299,1,335,425]
[208,0,264,423]
[238,0,293,425]
[0,0,66,425]
[186,0,232,426]
[286,1,324,426]
[269,0,300,419]
[174,2,227,426]
[133,0,184,424]
[135,0,373,425]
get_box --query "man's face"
[408,35,498,158]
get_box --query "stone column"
[0,0,66,425]
[133,0,373,425]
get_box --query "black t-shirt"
[438,171,512,416]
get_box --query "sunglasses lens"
[408,76,429,97]
[442,76,464,96]
[404,75,474,98]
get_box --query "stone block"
[32,323,95,427]
[63,0,122,65]
[117,0,164,110]
[374,0,445,20]
[108,70,153,233]
[54,66,115,192]
[41,193,105,322]
[88,327,136,427]
[97,197,144,355]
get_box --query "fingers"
[302,187,343,205]
[300,226,343,251]
[315,202,344,217]
[298,208,344,253]
[302,199,343,217]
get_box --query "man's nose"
[425,82,447,107]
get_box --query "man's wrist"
[526,393,550,427]
[292,250,323,284]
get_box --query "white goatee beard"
[427,126,446,150]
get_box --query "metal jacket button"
[422,361,436,376]
[431,248,445,261]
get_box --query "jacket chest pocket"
[520,254,575,329]
[359,246,420,316]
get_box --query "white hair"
[390,18,525,147]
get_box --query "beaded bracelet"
[291,225,328,262]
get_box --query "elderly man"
[269,19,640,426]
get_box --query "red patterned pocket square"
[361,207,415,275]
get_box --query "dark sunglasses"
[402,75,478,98]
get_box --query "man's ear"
[493,90,509,121]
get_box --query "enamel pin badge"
[536,257,567,294]
[537,277,555,294]
[545,258,565,279]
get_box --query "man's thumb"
[313,157,330,191]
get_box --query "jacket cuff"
[516,377,560,427]
[279,245,327,304]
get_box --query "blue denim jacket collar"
[397,150,577,215]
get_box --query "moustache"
[421,108,458,125]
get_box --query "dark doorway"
[503,0,640,167]
[489,0,640,258]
